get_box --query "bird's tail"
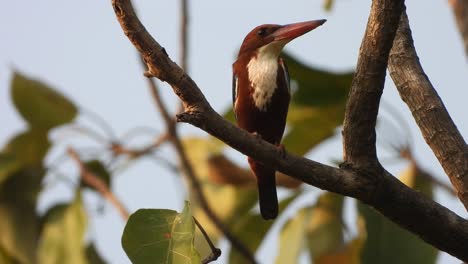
[248,157,278,220]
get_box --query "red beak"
[272,19,326,41]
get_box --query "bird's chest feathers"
[247,52,279,111]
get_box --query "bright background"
[0,1,466,263]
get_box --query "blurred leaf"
[11,72,77,129]
[206,154,253,186]
[38,193,87,264]
[281,53,353,155]
[85,244,107,264]
[182,137,259,256]
[306,193,345,262]
[275,207,309,264]
[223,53,353,156]
[323,0,334,11]
[282,53,352,107]
[229,193,300,264]
[0,167,44,264]
[122,202,200,264]
[0,128,49,188]
[80,160,111,190]
[359,164,438,264]
[3,128,50,166]
[0,153,21,185]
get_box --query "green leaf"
[38,193,88,264]
[122,202,200,264]
[11,72,77,129]
[85,244,107,264]
[3,128,50,167]
[0,129,50,186]
[275,207,309,264]
[228,193,300,264]
[0,167,44,264]
[358,164,438,264]
[281,53,353,155]
[171,202,201,264]
[80,160,111,190]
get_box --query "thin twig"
[194,217,221,264]
[68,147,130,220]
[111,133,169,158]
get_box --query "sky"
[0,0,467,263]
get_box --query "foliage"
[0,72,107,264]
[0,11,449,263]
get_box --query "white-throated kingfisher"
[232,20,326,219]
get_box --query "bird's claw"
[277,144,286,159]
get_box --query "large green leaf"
[122,202,200,264]
[38,193,88,264]
[223,53,353,156]
[11,72,77,129]
[228,193,300,264]
[359,164,438,264]
[0,167,44,264]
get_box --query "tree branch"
[342,0,404,168]
[388,11,468,210]
[110,0,468,260]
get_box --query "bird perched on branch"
[232,20,326,219]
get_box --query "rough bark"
[389,11,468,210]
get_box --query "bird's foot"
[251,132,263,141]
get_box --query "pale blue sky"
[0,1,466,263]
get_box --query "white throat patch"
[247,41,286,111]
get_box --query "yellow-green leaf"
[38,193,88,264]
[307,193,345,260]
[275,207,309,264]
[11,72,77,129]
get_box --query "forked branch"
[110,0,468,260]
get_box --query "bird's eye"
[257,28,267,36]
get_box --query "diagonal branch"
[388,11,468,210]
[110,0,468,261]
[68,147,130,220]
